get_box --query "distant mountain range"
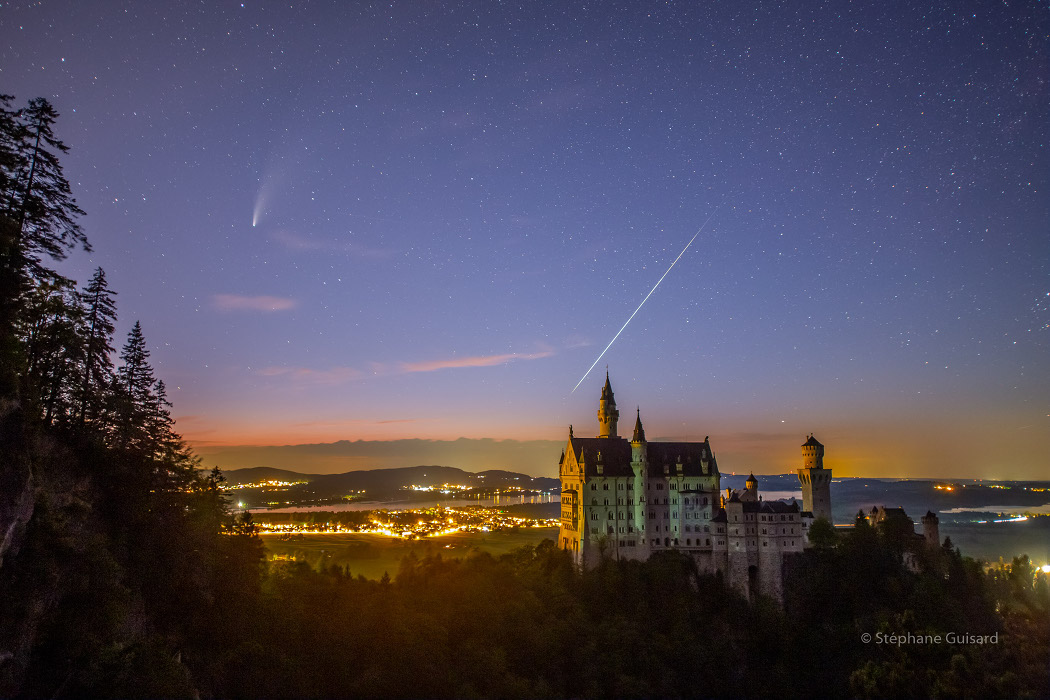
[223,464,559,506]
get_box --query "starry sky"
[3,1,1047,479]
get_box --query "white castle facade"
[557,374,833,601]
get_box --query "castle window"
[762,528,766,535]
[627,482,633,490]
[618,483,624,490]
[763,541,767,547]
[674,539,679,546]
[592,498,597,505]
[656,483,664,490]
[672,512,677,518]
[706,539,711,546]
[607,511,614,519]
[590,484,596,490]
[604,499,609,506]
[607,526,614,534]
[590,513,597,520]
[687,538,692,545]
[603,484,609,491]
[663,512,669,519]
[670,483,677,490]
[649,512,655,519]
[672,498,677,505]
[703,497,708,505]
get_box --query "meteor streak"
[571,208,719,393]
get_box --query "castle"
[558,374,832,601]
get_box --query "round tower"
[921,511,940,549]
[797,434,833,524]
[745,472,758,493]
[802,434,825,470]
[597,371,619,438]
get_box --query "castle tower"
[745,472,758,494]
[797,434,832,523]
[597,371,619,438]
[631,408,646,460]
[921,511,940,549]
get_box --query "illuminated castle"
[557,373,809,601]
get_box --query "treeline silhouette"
[0,94,263,698]
[0,95,1047,698]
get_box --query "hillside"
[223,464,559,507]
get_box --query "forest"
[0,95,1047,698]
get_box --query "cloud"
[259,349,554,386]
[287,418,417,429]
[213,294,296,312]
[400,351,554,374]
[271,230,395,258]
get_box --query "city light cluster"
[406,483,473,494]
[403,483,543,497]
[222,479,307,491]
[254,506,559,539]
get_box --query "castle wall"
[558,378,808,604]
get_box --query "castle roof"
[566,436,634,477]
[760,500,801,514]
[565,435,719,479]
[632,408,646,443]
[600,371,615,402]
[802,434,823,447]
[644,440,718,478]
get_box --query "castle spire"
[632,407,646,443]
[597,372,619,438]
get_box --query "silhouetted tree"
[0,97,87,400]
[15,278,82,424]
[807,516,837,549]
[114,321,175,457]
[76,267,116,426]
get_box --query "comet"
[571,208,720,393]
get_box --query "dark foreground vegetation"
[1,94,1047,698]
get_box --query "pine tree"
[0,96,88,400]
[77,267,117,426]
[114,322,187,466]
[114,321,156,453]
[7,98,89,274]
[15,278,83,424]
[0,95,26,397]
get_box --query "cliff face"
[0,402,34,571]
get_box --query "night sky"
[3,1,1047,479]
